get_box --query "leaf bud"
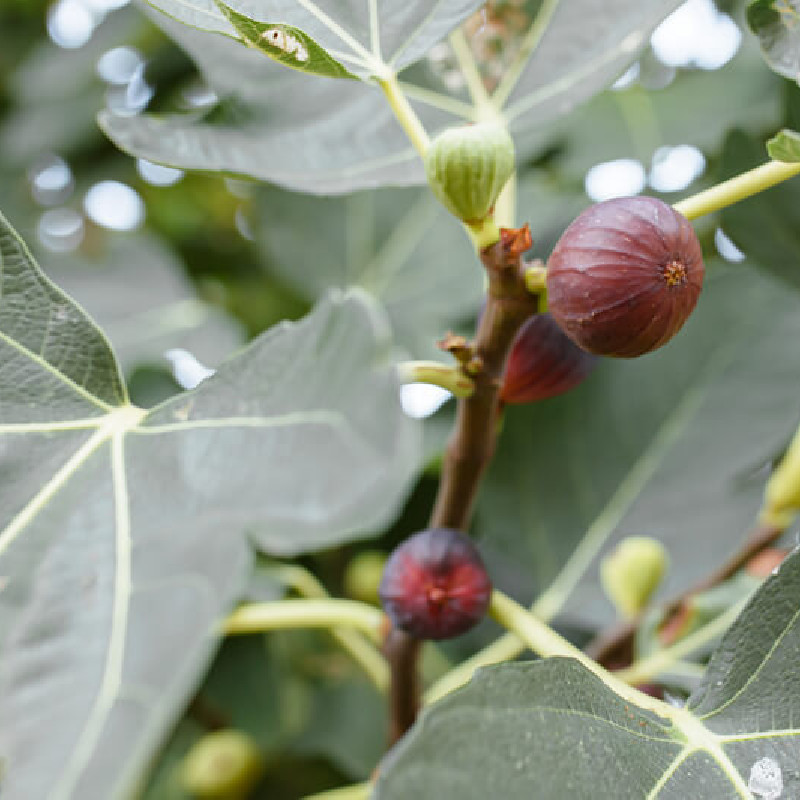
[600,536,669,619]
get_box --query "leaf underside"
[0,210,419,799]
[479,262,800,629]
[103,0,686,193]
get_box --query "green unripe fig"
[424,123,515,229]
[181,730,263,799]
[600,536,669,619]
[343,550,387,605]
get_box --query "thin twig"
[384,226,540,743]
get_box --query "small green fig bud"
[424,123,515,228]
[343,550,387,605]
[181,730,263,799]
[600,536,669,619]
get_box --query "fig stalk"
[384,226,539,743]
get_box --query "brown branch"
[385,226,540,744]
[587,521,785,670]
[383,628,422,745]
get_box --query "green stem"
[523,263,546,294]
[224,599,385,643]
[302,782,371,800]
[424,629,520,705]
[269,563,390,692]
[673,159,800,221]
[448,29,495,120]
[488,591,672,716]
[615,599,747,687]
[378,74,430,158]
[397,361,475,398]
[424,552,591,704]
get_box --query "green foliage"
[377,547,800,798]
[214,2,357,80]
[767,127,800,161]
[478,262,800,627]
[721,129,800,290]
[0,212,417,797]
[3,0,800,798]
[748,0,800,81]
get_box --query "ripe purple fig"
[546,197,704,357]
[379,528,492,640]
[500,312,597,405]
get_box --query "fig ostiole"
[546,196,704,358]
[379,528,492,640]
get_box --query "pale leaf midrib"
[0,407,143,558]
[0,419,102,433]
[47,431,134,800]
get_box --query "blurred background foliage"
[2,0,800,796]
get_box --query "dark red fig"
[379,528,492,640]
[500,312,597,405]
[546,196,704,358]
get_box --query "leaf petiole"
[488,591,670,717]
[397,361,475,398]
[265,561,390,691]
[614,598,747,687]
[674,158,800,221]
[224,598,385,643]
[378,73,430,158]
[302,782,371,800]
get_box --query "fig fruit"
[424,123,514,225]
[500,312,596,405]
[600,536,669,619]
[546,197,704,357]
[379,528,492,640]
[344,550,387,605]
[181,729,263,799]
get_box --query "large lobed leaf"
[375,547,800,798]
[502,0,685,141]
[44,233,244,374]
[478,261,800,628]
[0,211,419,798]
[102,0,684,194]
[141,0,485,79]
[256,184,482,360]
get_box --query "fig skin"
[500,312,597,405]
[379,528,492,640]
[546,197,704,358]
